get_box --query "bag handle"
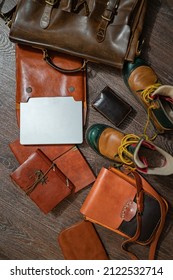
[43,49,87,73]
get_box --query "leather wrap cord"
[43,49,87,73]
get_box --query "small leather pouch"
[92,86,133,126]
[80,167,168,260]
[9,139,96,193]
[10,149,74,214]
[58,220,109,260]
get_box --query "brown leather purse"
[9,0,147,69]
[80,167,168,260]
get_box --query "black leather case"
[92,86,133,126]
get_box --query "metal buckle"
[45,0,58,6]
[101,15,112,22]
[136,39,145,56]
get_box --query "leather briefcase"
[58,220,109,260]
[9,0,147,69]
[80,167,168,260]
[15,44,87,127]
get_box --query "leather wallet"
[15,44,87,126]
[58,220,109,260]
[92,86,133,126]
[9,139,96,193]
[10,149,74,214]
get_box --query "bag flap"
[80,167,136,230]
[16,44,86,103]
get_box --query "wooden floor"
[0,0,173,260]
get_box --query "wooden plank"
[0,0,173,260]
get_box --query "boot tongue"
[152,85,173,99]
[152,85,173,124]
[128,139,156,170]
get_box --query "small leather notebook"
[58,220,109,260]
[92,86,133,127]
[10,149,74,214]
[9,140,96,193]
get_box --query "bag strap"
[97,0,120,42]
[121,171,144,260]
[43,49,87,73]
[148,196,168,259]
[120,170,168,260]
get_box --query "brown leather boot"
[86,124,173,175]
[123,57,173,134]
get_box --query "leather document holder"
[58,220,109,260]
[10,149,74,214]
[92,86,133,126]
[15,44,87,127]
[9,139,96,193]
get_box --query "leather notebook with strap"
[10,149,74,214]
[9,139,96,193]
[58,220,109,260]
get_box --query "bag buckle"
[101,15,112,22]
[121,200,137,222]
[136,38,145,56]
[45,0,58,6]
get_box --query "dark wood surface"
[0,0,173,260]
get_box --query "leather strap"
[40,0,58,29]
[120,171,168,260]
[25,163,56,195]
[43,49,87,73]
[97,0,120,43]
[121,171,144,260]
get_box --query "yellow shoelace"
[140,83,161,104]
[115,85,162,168]
[117,134,142,166]
[140,83,161,140]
